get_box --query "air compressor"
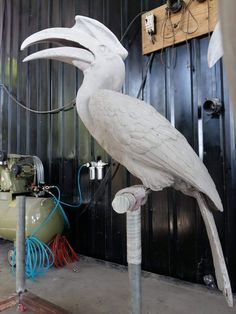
[0,152,64,244]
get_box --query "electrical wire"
[0,83,76,114]
[160,10,177,68]
[120,11,146,43]
[179,0,198,35]
[0,11,146,115]
[160,0,199,69]
[136,53,155,99]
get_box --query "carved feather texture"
[89,89,223,212]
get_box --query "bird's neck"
[75,58,125,134]
[75,74,95,133]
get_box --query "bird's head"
[21,15,128,93]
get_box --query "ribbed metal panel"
[0,0,235,291]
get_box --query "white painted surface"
[208,22,223,68]
[112,186,148,264]
[21,15,233,306]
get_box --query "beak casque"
[21,15,128,69]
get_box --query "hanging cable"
[0,10,146,116]
[0,83,76,114]
[160,0,199,69]
[120,11,146,43]
[179,0,199,35]
[160,9,177,69]
[136,53,155,99]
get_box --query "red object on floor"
[18,303,25,312]
[49,234,79,267]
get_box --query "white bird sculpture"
[21,16,232,306]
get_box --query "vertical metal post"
[112,186,147,314]
[127,208,142,314]
[16,196,26,294]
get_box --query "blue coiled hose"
[12,236,54,279]
[11,195,68,280]
[12,165,85,279]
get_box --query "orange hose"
[49,234,79,267]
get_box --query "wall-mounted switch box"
[144,13,156,36]
[141,0,218,55]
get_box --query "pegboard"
[141,0,218,55]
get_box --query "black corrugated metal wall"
[0,0,236,291]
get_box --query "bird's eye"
[99,45,107,53]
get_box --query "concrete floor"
[0,242,235,314]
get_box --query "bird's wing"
[89,89,223,212]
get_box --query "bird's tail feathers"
[195,191,233,307]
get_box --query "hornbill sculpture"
[21,16,232,306]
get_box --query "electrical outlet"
[144,13,156,35]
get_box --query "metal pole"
[128,263,141,314]
[112,186,147,314]
[127,209,141,314]
[16,196,26,294]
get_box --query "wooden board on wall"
[142,0,218,55]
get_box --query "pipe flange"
[203,98,223,116]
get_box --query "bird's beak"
[21,15,128,70]
[21,27,95,71]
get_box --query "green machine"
[0,153,64,243]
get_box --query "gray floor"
[0,242,235,314]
